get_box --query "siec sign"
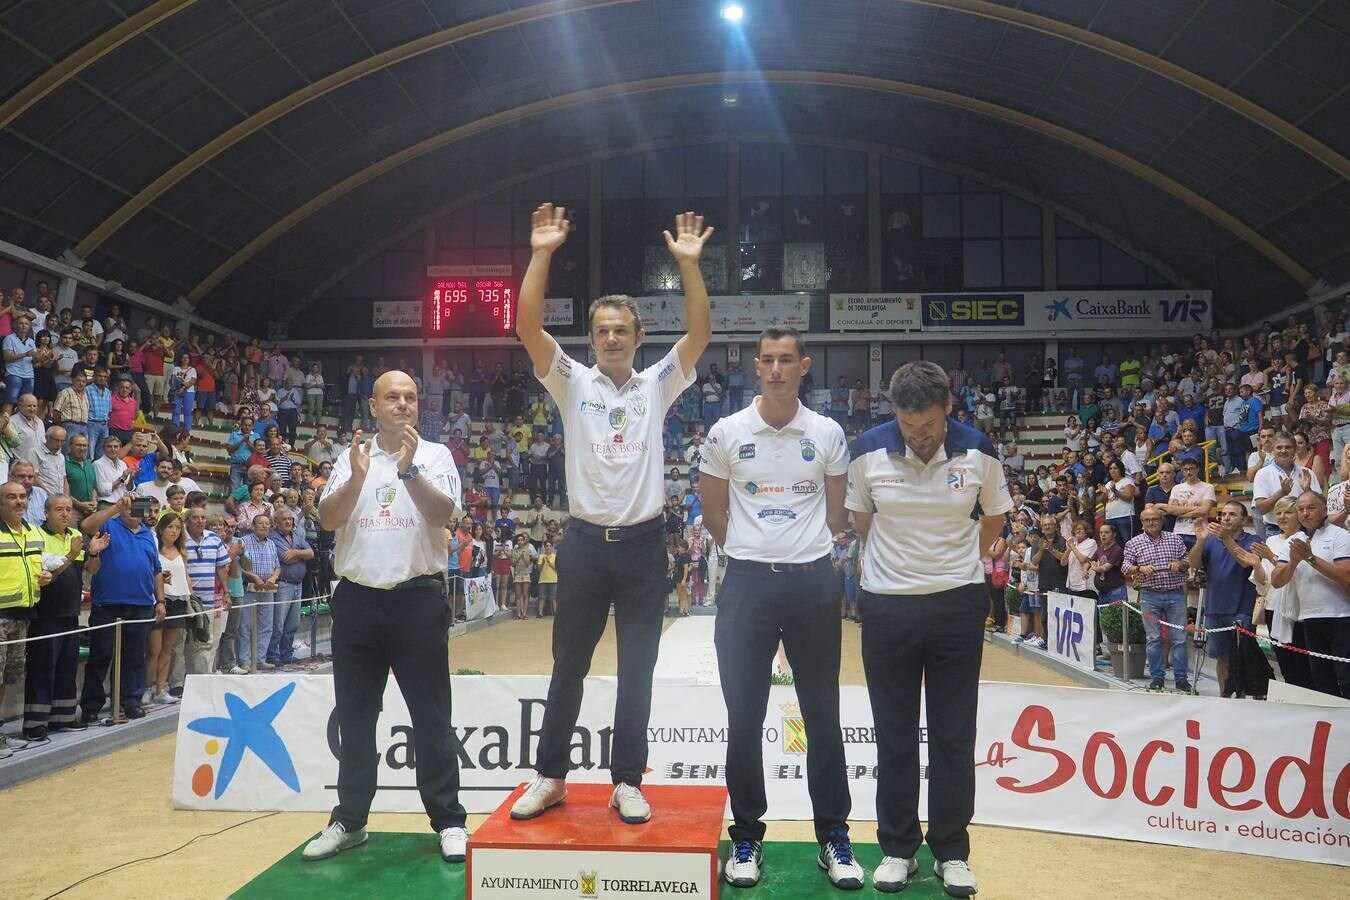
[922,294,1025,327]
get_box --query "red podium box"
[467,782,727,899]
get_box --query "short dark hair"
[889,361,951,413]
[587,294,642,331]
[756,326,805,357]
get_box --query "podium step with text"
[467,782,727,899]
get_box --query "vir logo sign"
[1047,592,1096,674]
[1160,295,1209,323]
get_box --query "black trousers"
[80,604,153,715]
[328,580,465,832]
[1303,616,1350,699]
[534,524,667,785]
[24,616,81,730]
[1265,610,1314,691]
[859,584,986,862]
[715,559,851,843]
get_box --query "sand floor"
[3,616,1346,899]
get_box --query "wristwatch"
[397,464,422,481]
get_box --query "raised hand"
[1288,535,1313,563]
[1251,542,1277,563]
[1195,517,1209,540]
[663,211,715,264]
[1279,474,1293,496]
[350,431,372,480]
[88,531,111,554]
[530,203,571,254]
[1299,467,1313,492]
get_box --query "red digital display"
[426,278,516,336]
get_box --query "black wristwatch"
[397,465,421,481]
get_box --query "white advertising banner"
[541,297,573,328]
[829,293,923,331]
[912,290,1212,333]
[634,295,809,333]
[174,676,1350,865]
[463,574,498,622]
[372,300,423,329]
[1046,591,1097,674]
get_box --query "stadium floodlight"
[721,5,745,23]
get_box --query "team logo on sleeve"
[739,443,756,460]
[799,439,817,461]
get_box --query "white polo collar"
[748,398,808,435]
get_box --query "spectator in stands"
[303,362,326,423]
[79,494,162,722]
[268,509,312,667]
[141,335,167,406]
[546,434,567,508]
[1249,497,1315,691]
[236,511,279,672]
[10,392,44,467]
[849,378,871,429]
[3,315,38,416]
[304,424,334,465]
[183,507,232,675]
[0,480,48,755]
[64,432,97,521]
[1122,508,1191,692]
[235,480,273,536]
[1101,460,1137,542]
[53,368,90,440]
[107,376,138,444]
[1267,491,1350,698]
[1293,430,1328,486]
[265,433,294,488]
[146,512,189,706]
[276,379,302,445]
[22,493,86,741]
[10,460,48,525]
[1190,502,1263,697]
[1253,431,1320,536]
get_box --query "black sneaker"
[125,706,146,719]
[1175,680,1193,693]
[1148,677,1165,690]
[169,685,184,698]
[78,708,101,726]
[22,726,48,742]
[50,720,88,732]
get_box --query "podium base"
[232,835,952,898]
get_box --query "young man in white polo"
[511,203,713,824]
[847,361,1012,897]
[699,326,861,890]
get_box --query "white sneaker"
[510,776,567,820]
[438,826,469,862]
[817,831,864,889]
[610,782,651,824]
[723,840,762,887]
[1029,636,1047,649]
[934,859,978,897]
[302,822,368,861]
[154,691,177,705]
[228,666,248,675]
[874,856,919,893]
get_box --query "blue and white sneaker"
[723,839,762,887]
[817,828,864,890]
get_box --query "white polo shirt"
[1168,478,1215,536]
[538,342,694,526]
[1277,523,1350,619]
[701,398,847,564]
[325,437,461,589]
[1252,462,1321,527]
[846,417,1012,595]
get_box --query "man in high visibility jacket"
[0,479,52,758]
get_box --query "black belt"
[568,515,664,543]
[727,555,831,575]
[391,573,445,591]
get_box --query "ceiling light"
[722,93,739,106]
[720,5,744,22]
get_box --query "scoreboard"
[425,270,517,337]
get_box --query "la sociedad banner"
[832,290,1212,332]
[173,676,1349,866]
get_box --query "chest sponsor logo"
[739,443,757,460]
[579,399,606,417]
[791,479,819,494]
[875,476,906,485]
[948,467,968,491]
[744,481,785,495]
[799,439,816,461]
[590,439,649,459]
[608,406,627,429]
[756,507,798,524]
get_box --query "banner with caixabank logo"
[830,290,1212,333]
[174,675,1350,866]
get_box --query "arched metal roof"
[1,0,1346,330]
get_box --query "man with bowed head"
[846,361,1011,896]
[510,203,712,826]
[304,370,469,865]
